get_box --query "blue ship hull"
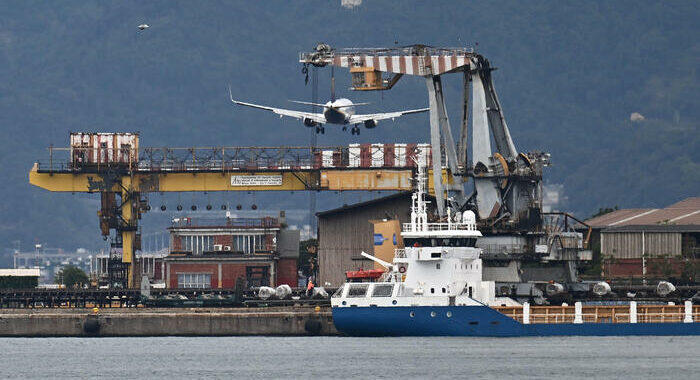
[332,306,700,336]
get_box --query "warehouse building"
[317,192,437,287]
[163,214,299,289]
[585,197,700,280]
[0,268,40,289]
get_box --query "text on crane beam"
[230,175,283,186]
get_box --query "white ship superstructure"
[332,165,513,308]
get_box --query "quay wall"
[0,307,338,337]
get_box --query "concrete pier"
[0,307,338,337]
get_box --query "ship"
[331,166,700,336]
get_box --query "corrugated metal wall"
[318,194,417,287]
[601,232,682,259]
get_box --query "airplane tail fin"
[330,66,336,102]
[289,100,328,107]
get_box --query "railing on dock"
[493,304,700,324]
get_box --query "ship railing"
[401,222,478,232]
[394,249,406,258]
[495,305,700,324]
[526,313,598,324]
[614,312,700,324]
[378,271,404,283]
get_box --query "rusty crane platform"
[29,136,456,287]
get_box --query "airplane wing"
[229,88,326,125]
[348,108,429,124]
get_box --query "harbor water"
[1,336,698,379]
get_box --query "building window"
[233,234,272,254]
[177,273,211,288]
[182,235,213,255]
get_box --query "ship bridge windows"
[332,284,345,298]
[347,284,370,298]
[405,238,477,248]
[371,284,394,297]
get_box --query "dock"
[0,306,338,337]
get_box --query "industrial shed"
[317,192,436,287]
[601,225,699,259]
[589,197,700,280]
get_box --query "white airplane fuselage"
[322,98,355,124]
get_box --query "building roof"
[585,197,700,228]
[0,268,41,277]
[602,224,700,233]
[316,191,413,217]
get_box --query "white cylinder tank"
[258,286,276,300]
[275,284,292,299]
[593,281,611,296]
[656,281,676,296]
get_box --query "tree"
[55,265,89,288]
[590,206,619,219]
[298,239,318,279]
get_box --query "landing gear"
[351,126,360,135]
[315,126,325,134]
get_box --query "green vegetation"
[298,239,318,280]
[55,265,89,288]
[0,1,697,258]
[590,206,619,220]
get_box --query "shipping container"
[371,144,384,167]
[394,143,407,167]
[349,144,361,167]
[417,143,432,167]
[360,144,372,168]
[70,132,139,167]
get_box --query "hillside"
[0,0,698,257]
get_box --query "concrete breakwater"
[0,306,338,337]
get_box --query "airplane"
[228,86,428,135]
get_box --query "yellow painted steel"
[29,166,315,192]
[121,177,135,288]
[30,164,456,193]
[29,164,121,192]
[29,162,457,288]
[320,170,413,191]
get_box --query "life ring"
[398,266,406,274]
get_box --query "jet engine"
[364,120,378,129]
[303,118,318,127]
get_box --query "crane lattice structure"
[29,143,451,287]
[300,44,550,228]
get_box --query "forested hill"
[0,1,697,256]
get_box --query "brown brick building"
[164,215,299,289]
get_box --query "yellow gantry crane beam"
[29,164,453,193]
[29,163,455,287]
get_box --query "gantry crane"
[300,44,591,298]
[300,44,549,231]
[29,141,452,287]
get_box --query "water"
[1,336,698,379]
